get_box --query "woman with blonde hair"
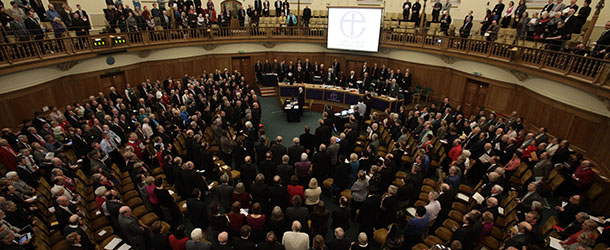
[232,182,250,209]
[305,178,322,209]
[268,206,287,241]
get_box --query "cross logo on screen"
[340,11,366,38]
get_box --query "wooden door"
[461,79,489,117]
[231,56,254,86]
[100,71,127,95]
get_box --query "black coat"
[187,197,208,229]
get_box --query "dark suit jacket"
[270,144,287,166]
[232,237,256,250]
[287,145,305,165]
[118,214,147,247]
[187,197,208,229]
[55,204,78,230]
[24,17,44,40]
[451,224,479,250]
[181,169,208,197]
[460,21,472,38]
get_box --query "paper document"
[98,230,107,236]
[472,192,484,204]
[549,237,564,250]
[456,193,470,202]
[117,243,132,250]
[104,238,122,250]
[406,207,416,217]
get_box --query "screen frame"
[326,6,384,53]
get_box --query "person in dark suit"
[187,188,209,230]
[179,161,208,198]
[24,11,43,40]
[302,5,311,27]
[323,68,335,85]
[594,21,610,57]
[154,178,182,227]
[493,0,505,19]
[460,16,473,38]
[63,215,95,249]
[562,8,579,36]
[358,185,381,237]
[516,182,543,213]
[118,206,148,250]
[503,222,533,249]
[314,119,331,150]
[233,225,256,250]
[9,15,29,41]
[542,0,555,14]
[268,175,290,209]
[450,212,480,250]
[274,0,282,17]
[55,196,78,231]
[275,155,293,186]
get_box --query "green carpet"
[258,96,320,142]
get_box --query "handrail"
[0,27,608,90]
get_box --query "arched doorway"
[221,0,241,27]
[221,0,242,17]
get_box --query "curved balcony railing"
[1,27,609,95]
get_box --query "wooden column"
[583,0,605,44]
[420,0,427,30]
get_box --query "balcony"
[1,27,609,97]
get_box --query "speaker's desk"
[277,83,405,113]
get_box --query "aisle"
[258,96,319,142]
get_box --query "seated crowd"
[0,61,607,250]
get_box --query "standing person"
[282,221,309,250]
[493,0,506,20]
[411,0,421,24]
[118,206,148,250]
[302,5,311,27]
[402,0,411,22]
[274,0,281,17]
[432,0,442,23]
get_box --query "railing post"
[1,45,13,64]
[64,37,75,54]
[142,30,150,44]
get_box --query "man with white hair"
[186,228,211,250]
[282,221,309,250]
[212,231,232,250]
[6,171,35,198]
[287,137,305,166]
[118,206,147,250]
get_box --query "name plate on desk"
[325,90,344,103]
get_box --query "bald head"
[334,228,345,239]
[119,206,131,216]
[218,231,229,244]
[291,221,302,232]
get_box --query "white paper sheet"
[549,237,564,250]
[117,243,131,250]
[472,192,484,204]
[104,237,122,250]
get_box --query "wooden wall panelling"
[213,56,231,71]
[568,113,602,154]
[449,73,466,105]
[0,102,15,128]
[486,84,514,114]
[547,107,574,139]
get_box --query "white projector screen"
[327,7,382,52]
